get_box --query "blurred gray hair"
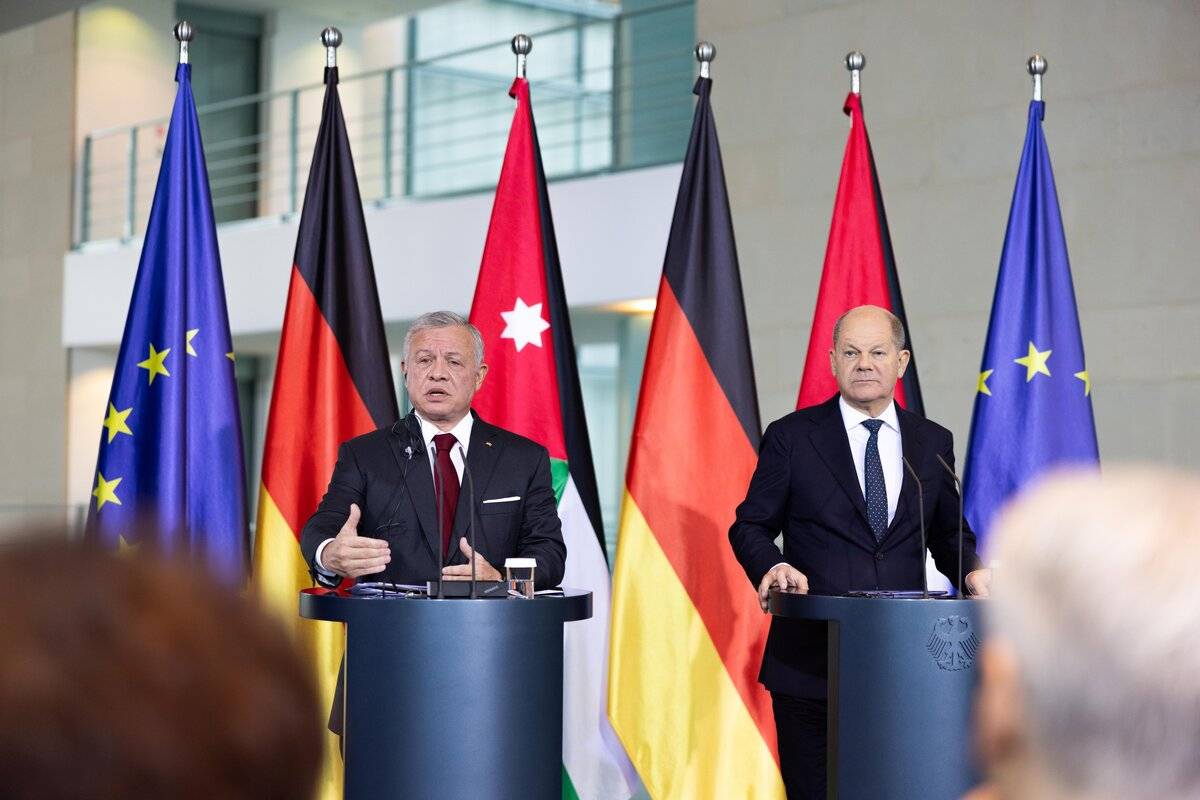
[402,311,484,367]
[989,465,1200,799]
[831,305,906,350]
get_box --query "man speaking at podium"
[729,305,991,799]
[300,310,566,592]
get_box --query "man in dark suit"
[301,310,566,591]
[301,311,567,735]
[729,305,992,799]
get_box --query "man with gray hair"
[300,311,567,733]
[974,465,1200,800]
[302,310,565,591]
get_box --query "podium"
[769,591,983,800]
[300,588,592,799]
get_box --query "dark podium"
[770,591,983,800]
[301,587,592,799]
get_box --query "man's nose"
[854,354,873,370]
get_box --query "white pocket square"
[482,496,520,504]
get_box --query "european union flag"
[86,63,247,582]
[963,100,1099,551]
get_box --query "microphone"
[457,443,480,599]
[935,453,966,598]
[901,456,929,599]
[390,418,422,453]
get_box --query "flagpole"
[322,26,342,68]
[1028,54,1047,101]
[695,41,714,78]
[173,21,192,64]
[845,50,865,95]
[511,34,531,78]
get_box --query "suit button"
[875,552,884,561]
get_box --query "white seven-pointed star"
[500,297,551,352]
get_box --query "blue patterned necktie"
[862,419,888,542]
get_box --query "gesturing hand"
[757,563,809,612]
[321,504,391,578]
[441,537,502,582]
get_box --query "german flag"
[796,90,924,414]
[608,75,783,797]
[251,65,398,800]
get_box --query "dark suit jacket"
[729,394,982,698]
[300,410,567,590]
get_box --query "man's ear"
[828,348,837,376]
[897,349,911,378]
[475,362,488,391]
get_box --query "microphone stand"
[902,456,929,599]
[935,453,966,598]
[457,444,478,599]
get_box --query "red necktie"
[432,433,460,559]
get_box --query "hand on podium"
[758,563,809,611]
[322,504,391,578]
[965,568,993,598]
[441,537,502,582]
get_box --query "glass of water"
[504,557,536,599]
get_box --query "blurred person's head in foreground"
[0,536,321,800]
[977,466,1200,800]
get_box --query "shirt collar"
[838,395,900,434]
[413,410,474,454]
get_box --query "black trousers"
[772,692,828,800]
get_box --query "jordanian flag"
[609,75,783,797]
[796,89,924,413]
[251,64,398,800]
[469,76,637,800]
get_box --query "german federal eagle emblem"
[926,615,979,671]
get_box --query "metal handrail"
[76,0,695,246]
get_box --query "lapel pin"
[485,441,493,447]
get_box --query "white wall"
[63,161,678,345]
[61,161,678,504]
[696,0,1200,469]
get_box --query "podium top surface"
[299,586,592,624]
[769,589,983,623]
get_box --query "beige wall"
[0,13,75,520]
[697,0,1200,469]
[75,0,175,241]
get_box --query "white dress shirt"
[413,410,473,484]
[767,397,905,577]
[838,396,902,526]
[315,411,473,573]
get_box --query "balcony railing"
[75,0,695,247]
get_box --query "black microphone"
[935,453,966,598]
[382,418,423,524]
[457,443,480,599]
[901,456,929,599]
[390,418,423,459]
